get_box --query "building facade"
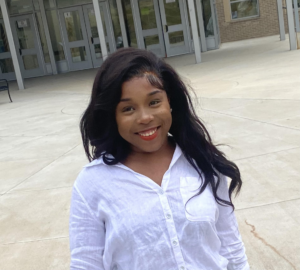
[216,0,300,43]
[0,0,298,83]
[0,0,221,82]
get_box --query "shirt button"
[159,190,164,195]
[172,240,178,246]
[180,267,185,270]
[166,214,172,219]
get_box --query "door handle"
[19,48,22,56]
[164,25,169,33]
[90,37,94,44]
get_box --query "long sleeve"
[69,185,106,270]
[216,176,250,270]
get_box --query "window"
[230,0,259,20]
[7,0,34,15]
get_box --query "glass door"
[59,6,93,71]
[211,0,220,48]
[83,3,116,67]
[10,14,44,78]
[201,0,220,50]
[133,0,165,57]
[158,0,190,57]
[0,20,15,81]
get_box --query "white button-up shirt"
[70,145,250,270]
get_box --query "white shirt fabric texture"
[70,145,250,270]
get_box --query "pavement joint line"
[235,197,300,211]
[196,100,257,113]
[0,143,81,197]
[232,146,300,162]
[0,236,68,246]
[201,108,300,132]
[7,185,73,194]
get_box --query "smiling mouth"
[136,127,160,141]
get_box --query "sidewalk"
[1,35,300,269]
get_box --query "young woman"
[70,48,250,270]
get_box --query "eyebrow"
[119,90,163,102]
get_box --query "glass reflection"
[0,21,10,53]
[87,8,99,38]
[144,35,159,47]
[71,46,87,62]
[169,31,184,46]
[15,19,35,50]
[46,10,66,61]
[35,12,50,63]
[202,0,214,37]
[109,0,124,49]
[138,0,157,30]
[64,11,83,42]
[23,55,39,70]
[0,58,14,73]
[164,0,182,27]
[122,0,137,48]
[230,0,259,20]
[94,42,110,58]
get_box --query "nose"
[136,108,154,125]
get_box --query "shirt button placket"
[158,188,186,270]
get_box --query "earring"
[170,108,173,113]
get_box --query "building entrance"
[59,3,115,71]
[133,0,190,58]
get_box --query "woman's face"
[116,76,172,154]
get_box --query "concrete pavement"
[0,35,299,269]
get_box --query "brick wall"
[215,0,296,43]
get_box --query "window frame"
[230,0,260,21]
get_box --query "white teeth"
[139,128,157,137]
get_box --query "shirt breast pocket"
[180,177,218,222]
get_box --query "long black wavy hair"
[81,48,242,208]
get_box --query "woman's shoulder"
[74,156,115,191]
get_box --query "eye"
[122,106,134,112]
[150,100,160,106]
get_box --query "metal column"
[286,0,297,50]
[188,0,201,63]
[0,0,24,89]
[195,0,207,52]
[38,0,57,74]
[116,0,129,48]
[293,0,300,32]
[276,0,285,40]
[92,0,108,60]
[130,0,144,49]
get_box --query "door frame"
[158,0,191,57]
[10,14,45,78]
[59,6,94,71]
[82,2,116,68]
[132,0,166,58]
